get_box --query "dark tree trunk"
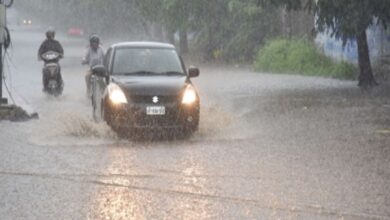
[356,30,378,88]
[179,28,188,55]
[281,6,292,39]
[154,23,164,41]
[165,28,175,45]
[141,21,151,39]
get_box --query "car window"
[112,48,184,75]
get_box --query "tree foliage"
[309,0,390,87]
[311,0,389,87]
[257,0,390,87]
[15,0,390,87]
[15,0,299,60]
[310,0,390,43]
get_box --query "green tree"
[162,0,192,54]
[189,0,277,61]
[133,0,195,54]
[224,0,281,61]
[313,0,390,88]
[14,0,310,63]
[271,0,390,88]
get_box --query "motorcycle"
[41,51,63,96]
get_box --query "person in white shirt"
[82,34,105,96]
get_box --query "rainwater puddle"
[27,110,120,147]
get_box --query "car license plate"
[146,106,165,115]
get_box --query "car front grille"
[129,95,178,104]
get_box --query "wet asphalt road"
[0,26,389,220]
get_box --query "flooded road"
[0,27,389,220]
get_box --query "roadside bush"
[254,39,358,79]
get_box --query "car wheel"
[181,117,199,138]
[102,102,117,128]
[101,102,130,138]
[177,126,195,139]
[114,127,129,139]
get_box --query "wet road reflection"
[85,143,212,219]
[0,25,389,220]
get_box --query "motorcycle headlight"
[182,85,197,105]
[108,83,127,104]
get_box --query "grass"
[254,38,358,80]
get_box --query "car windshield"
[112,47,185,76]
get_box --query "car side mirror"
[188,66,199,78]
[91,65,108,78]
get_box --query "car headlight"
[182,85,197,105]
[108,83,127,104]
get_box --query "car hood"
[111,75,188,96]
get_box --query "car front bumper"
[105,101,200,131]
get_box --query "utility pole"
[0,2,6,104]
[0,43,4,104]
[0,0,12,105]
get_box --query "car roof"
[111,41,175,50]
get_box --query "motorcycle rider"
[38,27,64,91]
[82,34,105,96]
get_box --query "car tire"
[114,127,129,139]
[178,125,196,139]
[180,130,193,139]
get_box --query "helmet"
[89,34,100,44]
[46,27,55,38]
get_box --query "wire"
[4,49,33,107]
[2,30,35,108]
[1,26,15,104]
[4,27,10,49]
[2,44,15,104]
[1,1,15,104]
[2,56,15,104]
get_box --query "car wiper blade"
[158,71,185,76]
[117,71,157,76]
[115,71,184,76]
